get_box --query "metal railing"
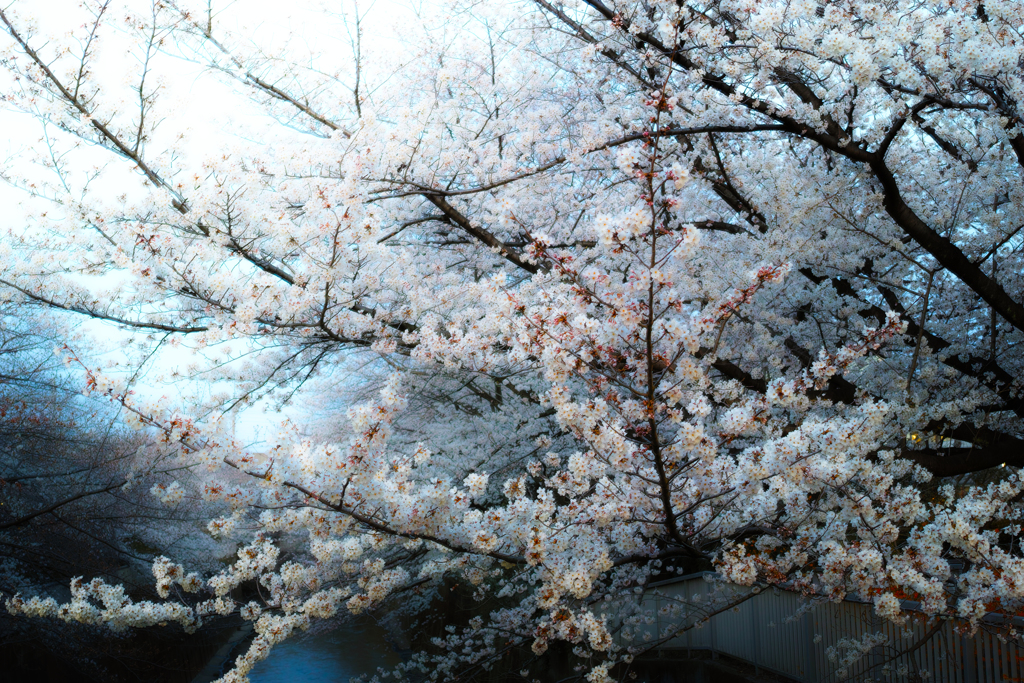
[626,574,1023,682]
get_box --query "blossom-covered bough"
[1,0,1024,680]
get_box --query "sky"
[0,0,422,442]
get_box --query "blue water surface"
[248,620,403,683]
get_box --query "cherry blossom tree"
[1,0,1024,680]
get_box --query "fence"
[628,574,1024,682]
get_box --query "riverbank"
[0,615,244,683]
[190,622,255,683]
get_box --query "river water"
[243,630,764,683]
[247,620,404,683]
[239,621,770,683]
